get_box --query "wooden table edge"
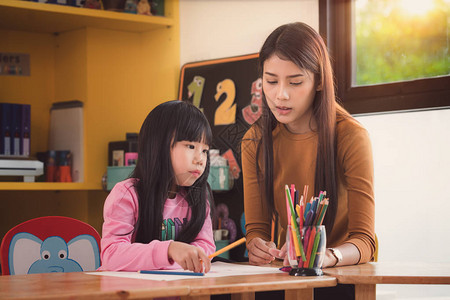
[321,274,450,285]
[185,276,337,297]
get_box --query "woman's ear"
[316,82,323,91]
[315,74,323,91]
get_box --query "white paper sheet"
[86,262,284,281]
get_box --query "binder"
[10,104,21,156]
[21,104,31,157]
[0,103,12,155]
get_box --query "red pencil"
[304,226,317,268]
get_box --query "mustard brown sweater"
[241,116,376,264]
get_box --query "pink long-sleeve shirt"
[99,178,215,271]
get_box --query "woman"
[241,22,375,299]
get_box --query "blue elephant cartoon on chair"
[8,233,100,275]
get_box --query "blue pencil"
[139,270,205,276]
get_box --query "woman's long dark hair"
[132,100,213,244]
[254,22,351,235]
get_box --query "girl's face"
[170,139,209,187]
[263,54,319,134]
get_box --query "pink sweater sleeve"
[99,180,174,271]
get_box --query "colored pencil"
[279,266,292,272]
[318,199,329,225]
[304,209,314,227]
[283,185,330,269]
[304,226,316,268]
[208,237,246,259]
[309,230,322,268]
[285,185,292,226]
[287,222,298,267]
[302,226,311,261]
[295,204,302,225]
[302,185,309,206]
[313,200,324,225]
[271,218,275,243]
[139,270,204,276]
[313,229,326,268]
[291,215,301,258]
[304,201,311,220]
[285,185,306,261]
[290,184,296,209]
[299,202,304,231]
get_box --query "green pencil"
[285,185,306,261]
[317,200,329,226]
[309,229,322,268]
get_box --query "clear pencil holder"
[286,224,326,276]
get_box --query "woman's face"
[263,54,318,134]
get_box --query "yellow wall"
[0,29,55,156]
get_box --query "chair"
[1,216,101,275]
[374,234,379,262]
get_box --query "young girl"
[100,100,215,273]
[242,22,375,274]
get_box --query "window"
[319,0,450,114]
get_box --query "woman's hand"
[321,244,361,268]
[273,243,289,266]
[168,241,211,273]
[322,249,340,268]
[247,237,284,265]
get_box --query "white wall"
[180,0,318,66]
[356,109,450,299]
[179,2,450,299]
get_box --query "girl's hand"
[168,241,211,273]
[247,237,282,265]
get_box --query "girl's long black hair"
[253,22,351,235]
[131,100,214,244]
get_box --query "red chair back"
[1,216,101,275]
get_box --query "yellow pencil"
[209,237,246,259]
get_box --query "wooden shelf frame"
[0,0,174,34]
[0,182,92,191]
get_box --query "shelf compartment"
[0,0,173,34]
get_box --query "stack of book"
[0,103,31,157]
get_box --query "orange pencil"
[271,218,275,243]
[302,185,309,206]
[208,237,246,259]
[291,215,302,258]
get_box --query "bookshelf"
[0,0,180,238]
[0,0,180,191]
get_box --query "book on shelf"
[0,102,30,157]
[0,103,12,156]
[21,104,31,157]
